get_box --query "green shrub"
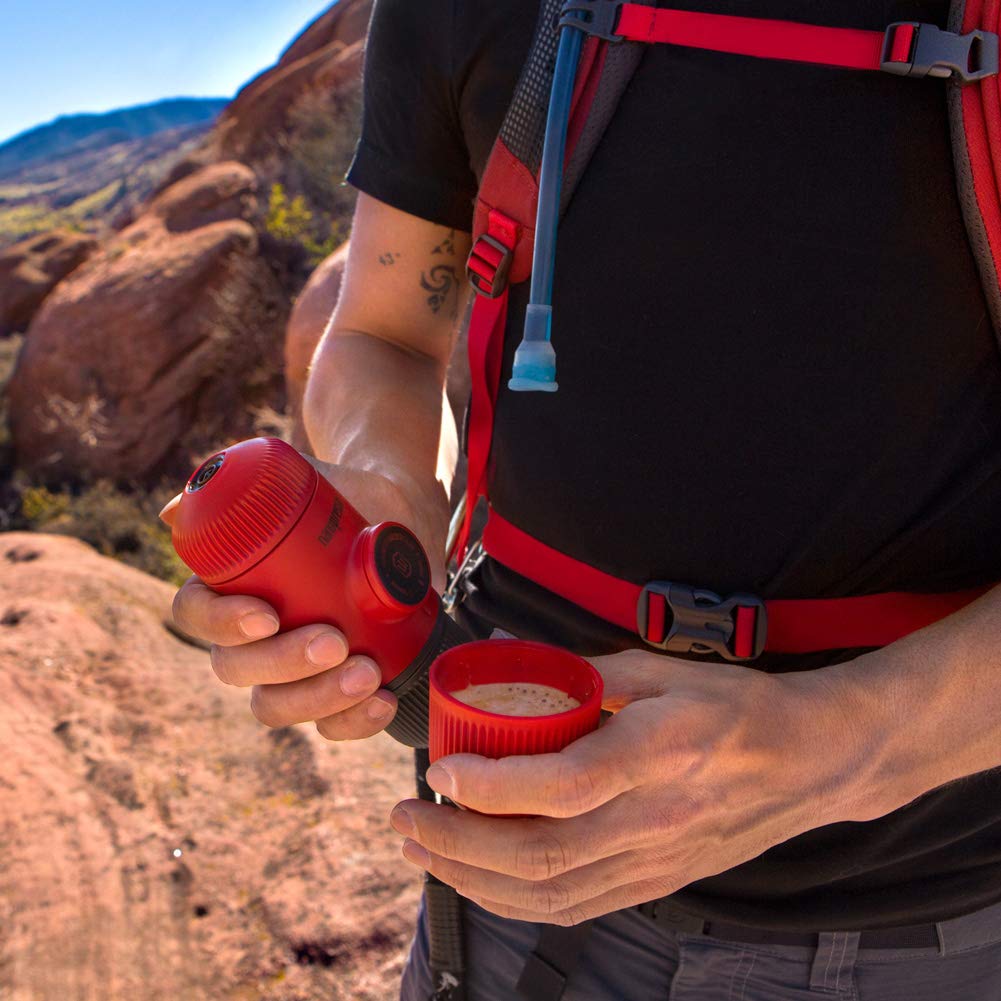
[21,485,70,523]
[19,479,189,586]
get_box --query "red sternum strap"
[482,510,990,659]
[616,5,889,70]
[585,4,998,83]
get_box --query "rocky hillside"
[0,123,215,248]
[0,98,229,176]
[0,532,419,1001]
[1,0,370,493]
[0,99,231,250]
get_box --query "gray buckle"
[637,581,767,662]
[881,22,999,84]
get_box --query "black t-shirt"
[348,0,1001,930]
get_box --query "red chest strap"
[569,2,997,83]
[482,510,991,661]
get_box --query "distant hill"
[0,98,229,178]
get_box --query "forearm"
[303,328,456,527]
[795,585,1001,822]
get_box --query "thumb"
[589,648,697,711]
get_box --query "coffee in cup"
[428,639,603,762]
[450,681,581,716]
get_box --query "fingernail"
[390,805,415,837]
[402,839,430,868]
[340,660,379,696]
[425,764,455,800]
[306,632,348,667]
[367,697,393,721]
[239,613,279,640]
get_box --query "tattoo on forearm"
[378,252,401,266]
[431,230,456,257]
[421,265,460,318]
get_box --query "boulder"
[147,160,258,232]
[7,166,290,482]
[0,532,418,1001]
[0,229,97,336]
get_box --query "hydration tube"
[508,13,586,393]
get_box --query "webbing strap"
[458,213,517,561]
[615,4,893,70]
[482,510,990,655]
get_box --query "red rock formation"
[147,160,258,232]
[7,164,289,481]
[0,531,418,1001]
[0,229,97,336]
[5,2,376,484]
[277,0,372,67]
[213,0,369,165]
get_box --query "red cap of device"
[428,640,603,762]
[171,437,317,585]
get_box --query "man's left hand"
[390,649,885,925]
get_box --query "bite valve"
[169,437,469,747]
[508,304,559,392]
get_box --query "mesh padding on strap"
[562,14,653,213]
[500,0,565,175]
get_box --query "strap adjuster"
[637,582,767,662]
[558,0,625,42]
[467,234,513,299]
[881,22,999,84]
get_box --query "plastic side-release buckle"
[637,582,767,662]
[558,0,625,42]
[881,22,999,83]
[467,234,513,299]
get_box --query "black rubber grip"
[385,605,470,747]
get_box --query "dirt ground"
[0,531,420,1001]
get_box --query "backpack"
[455,0,997,664]
[429,5,1001,999]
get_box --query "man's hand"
[164,456,447,741]
[389,650,884,925]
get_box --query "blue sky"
[1,0,337,144]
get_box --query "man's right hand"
[163,458,447,742]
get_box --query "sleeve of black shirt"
[346,0,478,232]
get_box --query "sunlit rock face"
[7,163,289,483]
[0,230,98,336]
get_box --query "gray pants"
[400,893,1001,1000]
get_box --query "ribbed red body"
[171,438,439,685]
[428,640,603,762]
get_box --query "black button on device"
[374,525,431,606]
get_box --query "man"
[169,0,1001,996]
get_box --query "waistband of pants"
[635,897,1001,954]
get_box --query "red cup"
[428,640,603,762]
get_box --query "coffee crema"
[449,681,581,717]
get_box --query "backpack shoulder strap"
[471,0,655,281]
[948,0,1001,349]
[457,2,654,560]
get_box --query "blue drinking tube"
[508,15,586,393]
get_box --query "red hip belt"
[481,510,989,661]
